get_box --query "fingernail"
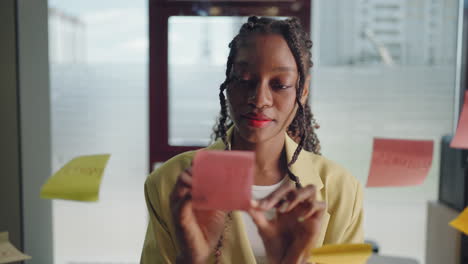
[297,216,305,222]
[250,200,259,208]
[279,202,289,213]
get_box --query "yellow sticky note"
[40,154,110,202]
[0,232,31,264]
[449,207,468,235]
[309,243,372,264]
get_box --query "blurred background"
[1,0,467,263]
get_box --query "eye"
[271,81,293,90]
[270,75,296,90]
[232,76,255,87]
[273,84,292,90]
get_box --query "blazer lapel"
[284,135,324,191]
[284,135,330,247]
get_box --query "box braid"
[210,17,322,262]
[212,16,321,189]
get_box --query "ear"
[300,74,311,105]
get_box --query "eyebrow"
[234,62,296,72]
[271,66,295,72]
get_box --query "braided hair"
[211,16,321,188]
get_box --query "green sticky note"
[40,154,110,202]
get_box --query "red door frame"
[149,0,311,170]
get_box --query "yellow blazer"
[141,132,364,263]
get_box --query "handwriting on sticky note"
[40,154,110,202]
[366,138,433,187]
[309,243,372,264]
[0,232,31,264]
[61,167,104,176]
[449,207,468,235]
[451,91,468,149]
[192,150,254,211]
[371,151,432,170]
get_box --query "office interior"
[1,0,467,263]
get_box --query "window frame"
[149,0,311,167]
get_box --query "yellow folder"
[309,243,372,264]
[449,207,468,236]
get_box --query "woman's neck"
[231,129,287,186]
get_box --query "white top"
[241,176,288,264]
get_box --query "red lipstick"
[242,113,273,128]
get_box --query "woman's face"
[227,33,309,144]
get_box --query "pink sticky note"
[366,138,434,187]
[451,91,468,149]
[192,150,255,211]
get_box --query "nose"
[247,80,273,109]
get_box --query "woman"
[141,16,364,264]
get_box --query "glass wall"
[168,17,244,146]
[48,1,148,263]
[312,0,458,262]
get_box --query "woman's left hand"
[247,182,326,264]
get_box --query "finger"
[170,185,191,209]
[170,168,195,210]
[247,206,271,230]
[170,176,192,203]
[171,170,193,195]
[298,200,326,222]
[179,170,193,186]
[173,193,205,249]
[257,181,295,210]
[178,193,194,222]
[171,191,192,224]
[278,185,316,214]
[250,199,260,209]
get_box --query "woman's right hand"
[248,182,326,264]
[170,167,228,264]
